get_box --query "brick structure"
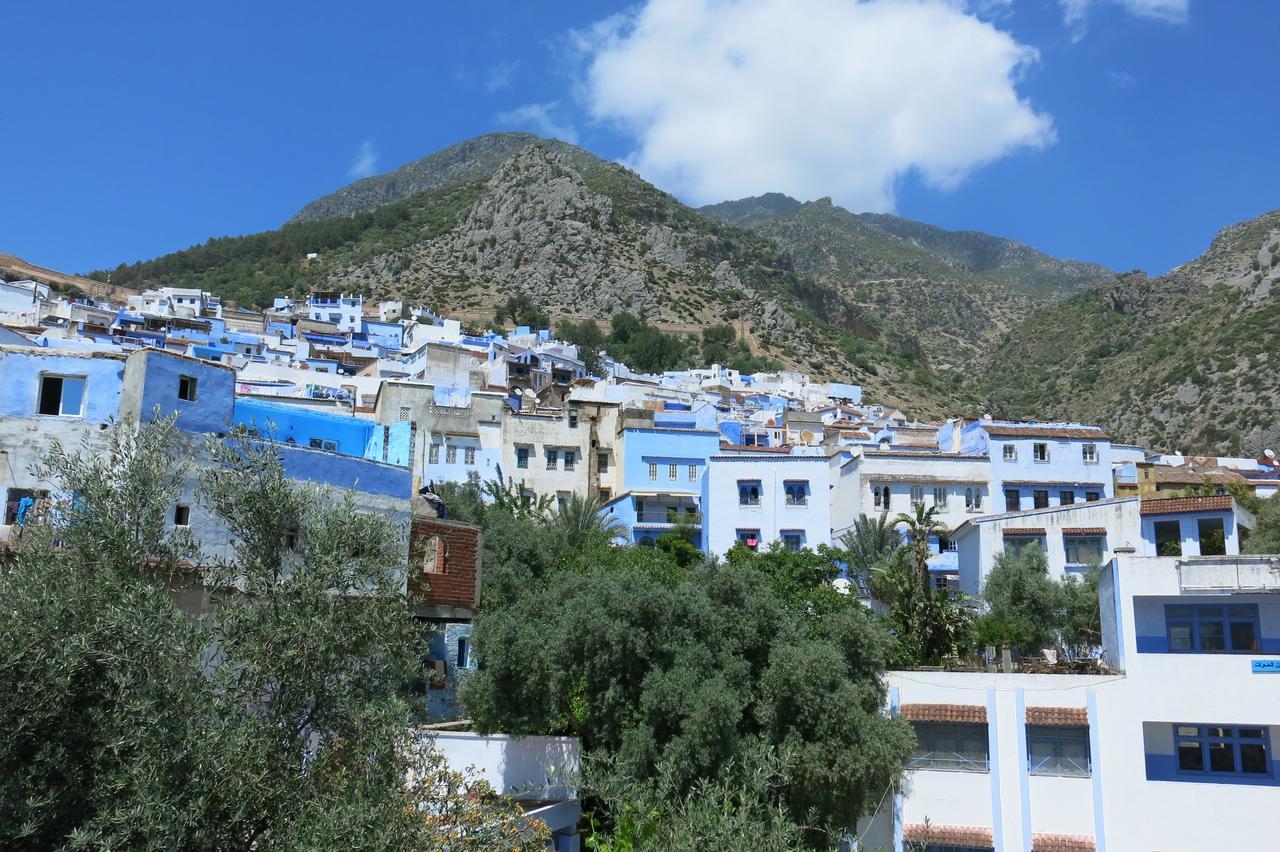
[408,516,482,614]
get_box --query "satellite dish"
[800,429,816,445]
[1266,448,1276,460]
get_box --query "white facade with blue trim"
[862,551,1280,852]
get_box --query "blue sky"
[2,1,1277,277]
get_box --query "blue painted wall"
[272,441,412,498]
[620,427,721,494]
[134,350,235,434]
[0,350,125,423]
[234,397,374,458]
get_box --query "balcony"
[635,510,702,527]
[1177,556,1280,593]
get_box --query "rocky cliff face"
[980,210,1280,454]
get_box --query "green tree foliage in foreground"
[444,482,915,848]
[978,544,1103,658]
[0,418,544,850]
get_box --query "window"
[781,531,804,551]
[38,375,86,417]
[688,464,697,482]
[1005,536,1044,557]
[1003,444,1017,461]
[648,462,658,481]
[564,450,576,471]
[5,488,48,526]
[965,488,983,511]
[464,446,476,466]
[908,722,990,772]
[933,487,948,509]
[1059,490,1075,506]
[784,481,809,506]
[1166,604,1259,653]
[178,374,198,401]
[668,463,678,481]
[398,406,411,422]
[546,448,559,470]
[1082,443,1098,464]
[456,637,470,669]
[1154,520,1182,556]
[598,452,609,474]
[309,437,338,452]
[1005,489,1020,512]
[910,485,925,507]
[446,445,458,465]
[738,481,762,506]
[599,488,612,501]
[1028,725,1091,777]
[873,484,890,509]
[1085,490,1102,502]
[1033,490,1049,509]
[1064,535,1104,565]
[516,446,529,469]
[937,533,957,552]
[1033,443,1049,462]
[428,444,440,465]
[568,408,578,428]
[736,529,761,551]
[1176,725,1270,777]
[1198,517,1226,556]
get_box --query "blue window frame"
[1027,725,1091,776]
[781,531,804,551]
[1166,604,1259,653]
[1175,724,1271,778]
[737,480,762,506]
[783,480,809,505]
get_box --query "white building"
[863,551,1280,852]
[953,495,1256,597]
[702,447,839,556]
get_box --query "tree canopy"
[1,418,543,850]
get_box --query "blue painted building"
[603,426,721,547]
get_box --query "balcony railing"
[635,511,702,526]
[1177,556,1280,592]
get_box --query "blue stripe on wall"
[988,688,1003,852]
[1015,689,1031,852]
[891,686,903,852]
[1088,691,1106,852]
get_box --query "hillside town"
[3,277,1279,849]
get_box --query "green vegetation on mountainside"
[979,211,1280,454]
[89,180,486,309]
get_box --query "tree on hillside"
[978,544,1065,655]
[460,559,914,846]
[1243,491,1280,554]
[1,418,543,850]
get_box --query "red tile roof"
[1033,834,1097,851]
[1139,495,1233,516]
[983,424,1108,440]
[1062,527,1107,536]
[1003,528,1047,536]
[900,703,987,723]
[1026,706,1089,726]
[904,824,994,846]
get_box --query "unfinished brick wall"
[407,517,481,609]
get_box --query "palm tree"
[551,491,626,549]
[839,511,900,578]
[894,503,950,655]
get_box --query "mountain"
[289,133,594,224]
[700,194,1116,371]
[91,133,1276,451]
[978,210,1280,455]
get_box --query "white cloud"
[495,101,580,144]
[574,0,1054,212]
[486,61,520,92]
[348,139,378,179]
[1060,0,1189,40]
